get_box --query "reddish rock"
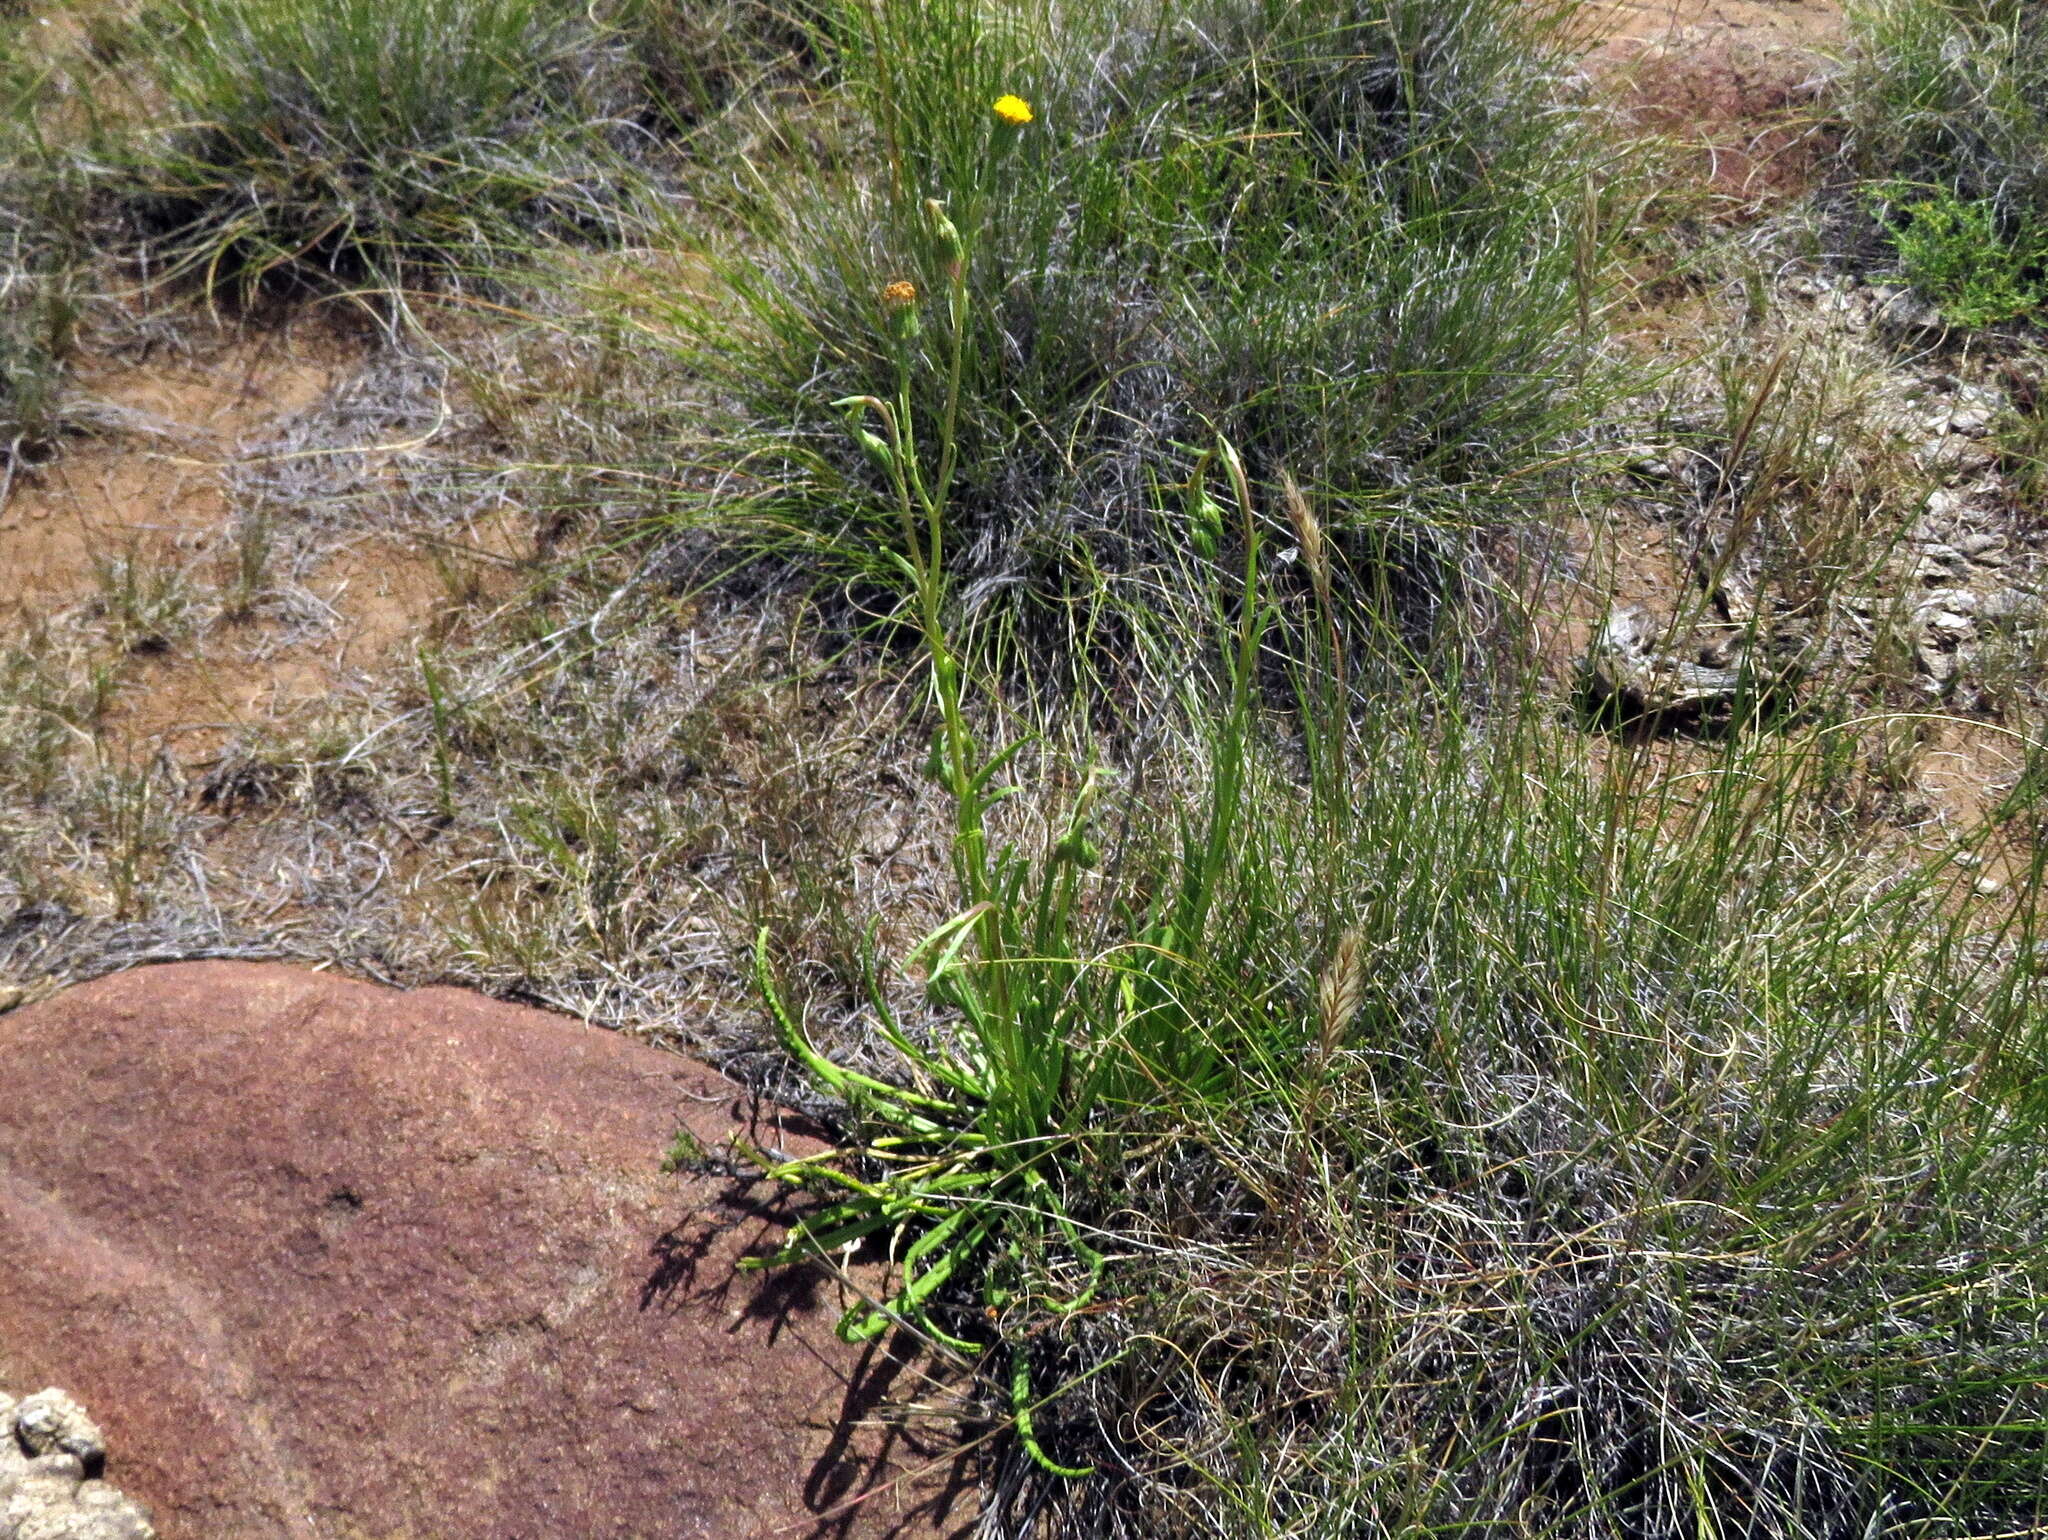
[0,963,972,1540]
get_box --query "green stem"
[881,228,1011,1047]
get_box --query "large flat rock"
[0,962,969,1539]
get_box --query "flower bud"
[1187,487,1225,563]
[1052,830,1101,869]
[852,426,895,474]
[925,200,965,280]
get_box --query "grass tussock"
[0,223,75,459]
[1057,714,2048,1540]
[664,0,1614,682]
[754,519,2048,1533]
[1093,736,2040,1540]
[62,0,673,295]
[0,60,83,459]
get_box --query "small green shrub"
[1869,182,2046,327]
[1844,0,2048,320]
[742,233,1289,1471]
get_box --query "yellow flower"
[881,280,921,341]
[992,94,1034,126]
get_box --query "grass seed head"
[1280,468,1327,598]
[1316,924,1367,1058]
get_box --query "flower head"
[992,94,1034,126]
[881,280,921,342]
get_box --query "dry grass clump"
[0,230,77,461]
[661,15,2048,1503]
[413,597,951,1056]
[6,0,825,299]
[108,0,651,294]
[804,664,2048,1539]
[710,264,2048,1530]
[0,73,83,459]
[0,630,195,927]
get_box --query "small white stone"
[1979,589,2042,626]
[1923,487,1971,520]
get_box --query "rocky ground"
[0,1389,153,1540]
[7,1,2048,1534]
[1589,272,2041,719]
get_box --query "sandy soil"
[2,334,336,615]
[3,317,537,766]
[1591,0,1844,55]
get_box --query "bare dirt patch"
[1589,0,1845,218]
[1,317,541,768]
[0,332,336,619]
[100,519,536,766]
[1590,0,1844,57]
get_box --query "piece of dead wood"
[1586,606,1745,714]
